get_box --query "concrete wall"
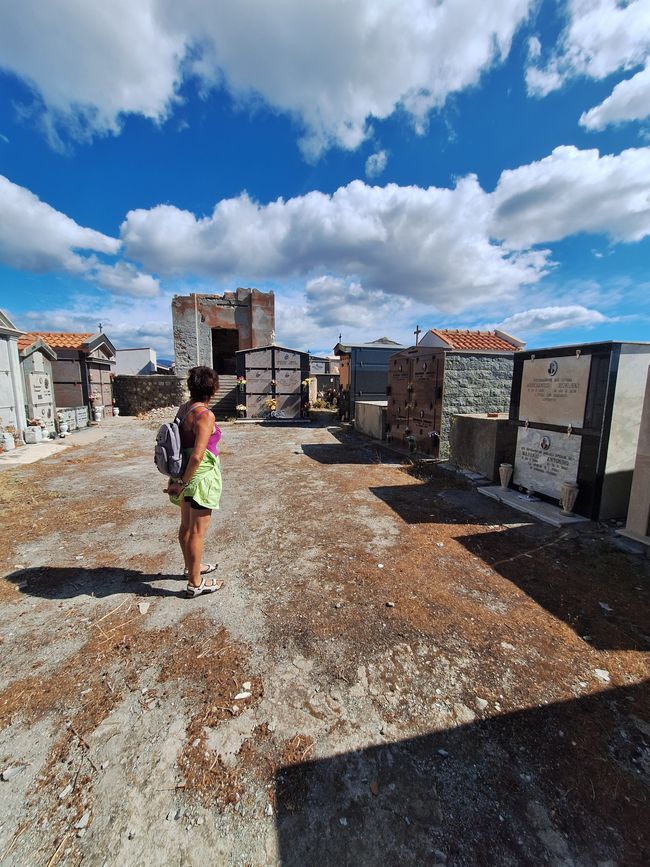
[115,349,157,376]
[602,345,650,519]
[440,353,514,459]
[449,413,517,481]
[355,401,388,441]
[0,335,27,431]
[172,288,275,377]
[113,375,188,415]
[620,366,650,542]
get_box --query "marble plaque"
[513,427,582,499]
[519,355,591,427]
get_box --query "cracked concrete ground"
[0,416,648,866]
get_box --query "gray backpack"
[154,404,197,476]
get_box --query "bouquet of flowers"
[237,376,247,388]
[264,397,277,411]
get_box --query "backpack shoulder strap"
[175,402,201,425]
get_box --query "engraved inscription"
[519,355,591,428]
[513,427,581,499]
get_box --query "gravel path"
[0,417,648,866]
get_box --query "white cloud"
[491,145,650,246]
[0,174,160,297]
[88,262,160,297]
[305,275,405,329]
[580,62,650,129]
[122,144,650,312]
[527,35,542,61]
[274,283,425,352]
[526,0,650,97]
[0,174,119,272]
[122,176,549,314]
[491,304,609,334]
[22,292,175,355]
[365,150,388,179]
[0,0,534,156]
[0,0,184,147]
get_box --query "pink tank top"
[179,404,221,456]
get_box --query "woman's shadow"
[6,566,185,600]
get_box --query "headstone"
[519,355,591,428]
[513,427,581,499]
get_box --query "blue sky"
[0,0,649,357]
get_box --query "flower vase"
[560,482,579,516]
[499,463,513,490]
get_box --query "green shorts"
[170,450,222,510]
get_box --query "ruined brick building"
[172,288,275,377]
[172,288,275,416]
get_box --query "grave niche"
[508,342,650,521]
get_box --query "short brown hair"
[187,366,219,401]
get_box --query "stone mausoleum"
[172,288,275,378]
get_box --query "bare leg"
[179,498,192,571]
[186,507,213,587]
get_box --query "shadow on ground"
[455,528,650,653]
[369,479,543,529]
[301,443,390,465]
[6,567,184,600]
[275,681,650,867]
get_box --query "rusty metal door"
[87,363,113,408]
[51,357,84,407]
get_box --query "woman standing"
[165,366,224,598]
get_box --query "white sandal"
[185,576,224,598]
[184,563,217,577]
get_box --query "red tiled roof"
[18,332,94,351]
[429,329,520,351]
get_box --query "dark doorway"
[211,328,239,374]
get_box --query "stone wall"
[440,353,514,459]
[113,375,188,415]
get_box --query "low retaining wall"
[113,375,187,415]
[355,401,387,441]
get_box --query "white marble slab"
[513,427,582,499]
[519,355,591,427]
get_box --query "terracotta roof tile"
[18,332,94,351]
[429,329,520,351]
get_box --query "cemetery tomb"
[19,335,58,434]
[333,337,406,422]
[508,341,650,520]
[386,346,444,456]
[236,345,310,420]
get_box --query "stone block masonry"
[439,353,514,459]
[113,375,188,416]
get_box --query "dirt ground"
[0,416,648,867]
